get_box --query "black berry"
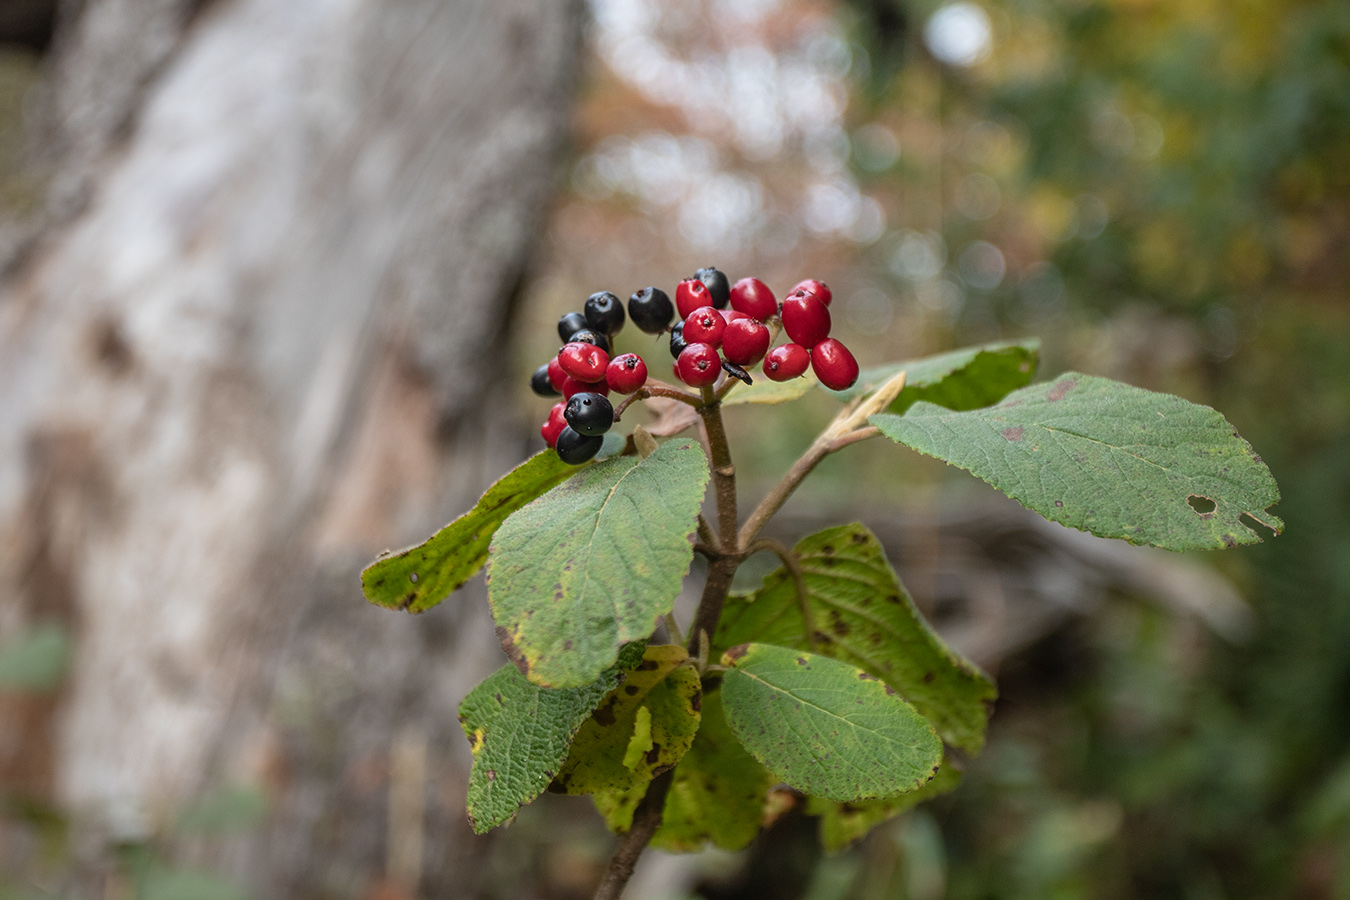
[564,392,614,436]
[584,291,626,336]
[567,328,611,354]
[694,267,730,308]
[669,320,688,359]
[556,426,604,465]
[531,363,560,397]
[629,287,674,335]
[558,311,589,343]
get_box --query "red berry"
[683,306,726,347]
[606,353,648,394]
[762,343,810,381]
[676,342,722,387]
[719,308,749,324]
[541,403,567,448]
[546,356,567,392]
[563,375,609,400]
[781,294,831,347]
[558,341,610,383]
[810,338,859,390]
[675,278,711,319]
[789,278,832,306]
[721,318,771,366]
[729,277,777,320]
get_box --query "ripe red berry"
[729,277,777,320]
[683,306,726,347]
[810,338,859,390]
[721,318,771,366]
[558,341,610,383]
[562,375,609,400]
[606,353,648,394]
[762,343,810,381]
[781,294,831,348]
[675,278,712,319]
[541,402,567,448]
[546,356,567,392]
[676,342,722,387]
[789,278,832,306]
[719,308,749,324]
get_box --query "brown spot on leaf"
[821,544,835,555]
[690,693,701,712]
[564,640,573,651]
[486,770,496,781]
[883,684,897,696]
[496,625,530,678]
[851,531,867,544]
[1047,379,1076,401]
[832,619,850,636]
[858,672,878,681]
[1055,500,1064,507]
[1222,533,1237,549]
[723,644,749,663]
[638,659,659,671]
[646,745,662,765]
[593,699,618,727]
[1001,425,1024,441]
[625,685,640,695]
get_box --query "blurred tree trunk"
[0,0,582,895]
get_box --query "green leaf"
[723,371,819,406]
[720,643,943,803]
[362,450,580,613]
[650,682,775,853]
[806,755,962,852]
[457,643,643,834]
[716,524,995,754]
[0,623,70,691]
[829,340,1040,414]
[872,373,1283,550]
[554,645,701,796]
[487,438,710,688]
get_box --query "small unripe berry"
[810,338,859,390]
[584,291,625,336]
[694,267,730,308]
[762,343,810,381]
[721,318,771,366]
[781,294,831,348]
[629,287,674,334]
[556,426,604,465]
[675,278,712,319]
[789,278,832,306]
[558,342,610,383]
[676,342,722,387]
[682,306,726,347]
[606,353,648,394]
[729,277,778,321]
[541,403,567,448]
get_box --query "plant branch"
[592,770,674,900]
[748,537,815,651]
[612,380,703,420]
[698,386,738,552]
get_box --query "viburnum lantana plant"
[362,267,1282,900]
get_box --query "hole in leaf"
[1186,494,1216,515]
[1240,513,1278,542]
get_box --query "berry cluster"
[530,268,860,464]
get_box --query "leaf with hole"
[717,524,994,754]
[487,438,710,687]
[872,373,1282,550]
[457,643,644,834]
[720,643,942,802]
[828,339,1039,413]
[362,450,581,613]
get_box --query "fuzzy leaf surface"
[829,340,1039,413]
[720,643,942,802]
[723,371,818,406]
[717,524,994,754]
[807,755,962,852]
[457,643,643,833]
[362,450,579,613]
[487,439,710,687]
[872,373,1283,550]
[555,645,700,796]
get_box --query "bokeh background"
[1,0,1347,898]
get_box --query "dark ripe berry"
[676,342,722,387]
[556,426,604,465]
[564,392,614,436]
[557,311,589,343]
[558,342,610,383]
[546,356,567,392]
[781,294,831,347]
[606,353,648,394]
[567,328,611,354]
[763,343,810,381]
[810,338,859,390]
[789,278,832,306]
[668,320,688,359]
[584,291,625,336]
[721,318,771,366]
[682,306,726,347]
[729,277,778,320]
[675,278,711,319]
[541,403,567,448]
[694,267,730,308]
[563,375,609,400]
[629,286,674,334]
[531,362,559,397]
